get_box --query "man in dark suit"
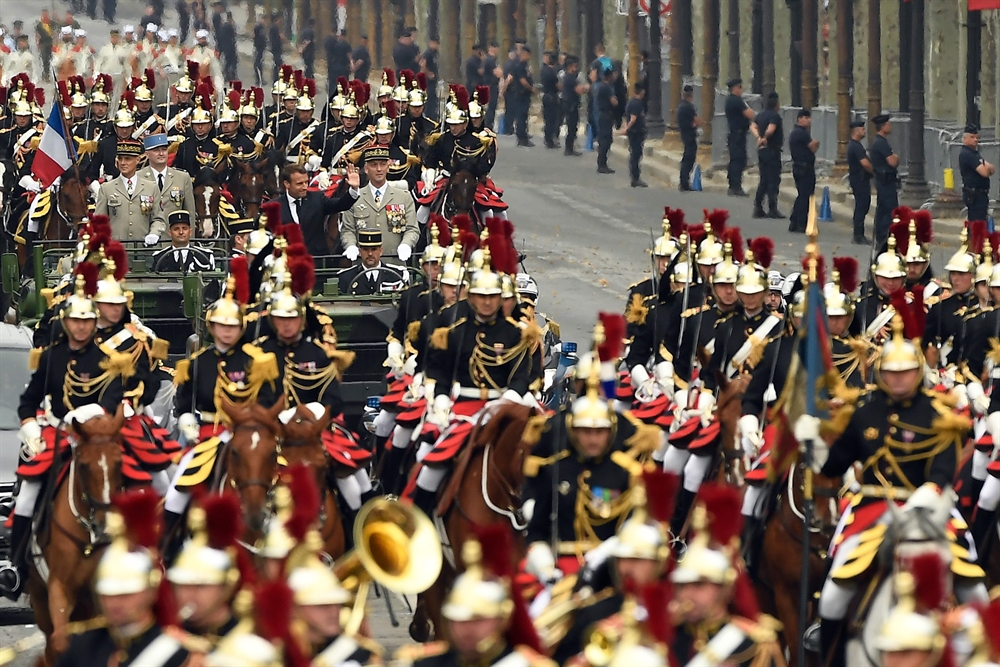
[337,229,409,295]
[279,163,361,260]
[151,210,216,273]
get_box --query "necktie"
[157,173,164,191]
[294,198,302,220]
[126,179,134,197]
[374,189,382,206]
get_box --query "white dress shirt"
[121,174,137,196]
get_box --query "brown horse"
[219,397,284,542]
[410,401,541,641]
[756,465,842,667]
[277,404,347,561]
[715,372,753,485]
[193,165,225,239]
[228,154,279,220]
[27,406,126,666]
[16,170,90,273]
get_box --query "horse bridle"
[58,434,120,556]
[224,422,281,494]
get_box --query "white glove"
[18,420,44,458]
[501,389,524,405]
[694,391,716,426]
[951,383,969,411]
[967,381,989,416]
[344,245,360,262]
[903,482,942,512]
[65,404,106,425]
[653,360,675,398]
[178,412,199,442]
[18,174,41,193]
[738,414,761,453]
[401,354,417,378]
[122,402,135,418]
[385,340,405,377]
[306,154,322,172]
[89,179,102,197]
[144,233,160,246]
[794,414,827,472]
[396,243,412,262]
[630,365,650,386]
[988,412,1000,451]
[525,542,561,583]
[428,394,452,428]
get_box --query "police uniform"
[847,119,873,242]
[870,114,899,242]
[753,94,784,218]
[676,87,698,191]
[788,110,816,233]
[724,78,751,195]
[960,125,994,222]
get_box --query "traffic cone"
[692,165,702,191]
[819,186,833,221]
[586,124,594,151]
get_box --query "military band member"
[337,229,409,295]
[95,139,165,244]
[3,267,127,601]
[340,146,419,261]
[151,211,216,273]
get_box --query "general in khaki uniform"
[339,146,419,258]
[94,139,166,244]
[139,132,196,221]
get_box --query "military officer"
[172,93,223,178]
[960,125,996,223]
[336,229,409,295]
[340,145,420,260]
[54,496,191,667]
[238,90,273,153]
[320,92,368,170]
[926,232,978,367]
[851,237,906,341]
[2,268,127,601]
[94,139,165,244]
[870,113,900,243]
[150,210,217,273]
[157,61,198,133]
[277,81,322,166]
[90,99,136,181]
[423,91,492,178]
[389,222,447,345]
[139,133,195,220]
[228,217,255,259]
[398,76,438,156]
[826,258,868,389]
[847,119,874,245]
[131,70,164,138]
[4,35,37,83]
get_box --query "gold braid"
[281,356,340,407]
[571,471,632,560]
[468,331,531,391]
[63,366,117,412]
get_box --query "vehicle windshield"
[0,348,31,430]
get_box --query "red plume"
[460,231,480,262]
[383,99,398,119]
[229,255,250,305]
[304,78,316,98]
[474,525,544,654]
[698,483,743,549]
[89,214,112,238]
[261,200,281,233]
[801,254,826,286]
[284,243,307,260]
[416,72,428,91]
[280,64,293,82]
[686,223,706,247]
[113,487,161,550]
[382,67,396,88]
[430,214,452,246]
[833,256,859,293]
[292,69,304,92]
[100,73,114,94]
[642,582,675,645]
[34,88,44,107]
[892,206,913,226]
[202,492,243,550]
[131,76,142,91]
[88,231,111,255]
[122,90,136,110]
[724,227,744,264]
[186,60,199,80]
[336,75,349,92]
[979,598,1000,659]
[902,551,948,612]
[889,218,910,256]
[749,237,774,269]
[229,80,243,92]
[252,86,263,108]
[227,89,240,111]
[731,570,762,620]
[154,572,180,629]
[968,219,988,252]
[641,470,680,525]
[284,464,320,542]
[289,255,316,297]
[664,207,686,238]
[597,312,626,363]
[398,69,414,87]
[199,76,214,98]
[912,209,933,245]
[451,214,473,234]
[106,241,128,281]
[890,288,917,339]
[0,87,7,107]
[281,223,304,247]
[74,261,99,296]
[454,85,469,110]
[358,82,371,106]
[475,85,490,105]
[990,232,1000,262]
[143,68,156,90]
[705,208,728,236]
[254,579,294,640]
[484,234,510,274]
[57,80,71,107]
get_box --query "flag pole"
[797,194,819,667]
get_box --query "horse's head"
[474,402,541,500]
[230,158,275,220]
[221,396,284,534]
[68,405,126,534]
[193,166,222,237]
[57,170,91,228]
[279,404,332,480]
[448,170,478,214]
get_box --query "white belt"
[455,387,502,400]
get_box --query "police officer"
[847,119,874,245]
[724,78,755,197]
[511,45,534,147]
[676,84,699,191]
[541,51,560,149]
[788,108,818,233]
[559,56,585,156]
[753,91,784,219]
[959,124,996,222]
[594,66,617,174]
[870,113,899,243]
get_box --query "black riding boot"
[819,618,845,667]
[161,509,186,566]
[412,487,438,519]
[971,508,998,566]
[671,489,697,541]
[379,446,409,497]
[0,515,30,600]
[343,508,359,551]
[741,515,762,576]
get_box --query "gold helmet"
[610,472,672,564]
[872,235,906,279]
[285,530,351,606]
[712,243,740,285]
[469,85,489,119]
[61,265,99,322]
[377,68,396,98]
[341,91,362,119]
[94,260,129,305]
[696,223,724,266]
[166,503,237,587]
[652,212,680,260]
[374,101,396,136]
[878,314,924,374]
[295,78,316,111]
[70,80,89,108]
[874,559,948,659]
[439,261,468,288]
[421,223,447,264]
[408,75,428,107]
[990,264,1000,289]
[258,486,297,560]
[133,69,155,102]
[392,71,410,104]
[206,256,249,328]
[734,249,768,294]
[95,503,159,597]
[442,539,512,622]
[205,589,282,667]
[501,274,517,299]
[671,260,694,285]
[269,250,315,321]
[114,94,136,126]
[944,225,978,274]
[468,248,503,296]
[824,262,856,317]
[191,87,213,124]
[329,81,348,111]
[670,486,740,586]
[176,60,199,94]
[272,65,292,96]
[91,74,113,104]
[568,317,622,432]
[445,86,470,125]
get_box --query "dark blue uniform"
[511,59,532,143]
[625,97,646,185]
[754,109,784,216]
[677,99,698,190]
[541,63,560,148]
[960,144,992,222]
[869,133,898,241]
[847,137,872,238]
[559,68,582,154]
[595,80,616,171]
[725,93,751,193]
[788,123,816,232]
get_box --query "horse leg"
[46,577,75,657]
[409,594,432,642]
[322,492,346,561]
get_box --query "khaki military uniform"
[94,174,166,241]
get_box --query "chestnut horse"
[16,170,90,274]
[218,397,284,543]
[227,153,279,220]
[410,401,541,641]
[756,465,842,667]
[277,404,347,561]
[193,165,224,239]
[27,407,126,666]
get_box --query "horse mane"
[473,402,534,460]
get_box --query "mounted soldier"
[157,61,199,134]
[276,76,322,168]
[172,83,224,178]
[130,69,165,139]
[89,94,136,182]
[851,236,906,342]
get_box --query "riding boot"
[161,509,186,566]
[412,487,438,519]
[971,508,998,566]
[21,230,38,278]
[819,618,846,667]
[360,488,380,505]
[671,489,697,541]
[343,508,359,551]
[0,515,30,600]
[741,516,762,577]
[379,446,409,497]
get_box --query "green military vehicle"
[1,244,401,429]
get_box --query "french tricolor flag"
[31,105,75,189]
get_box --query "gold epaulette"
[621,410,661,458]
[682,304,710,318]
[514,645,558,667]
[407,320,422,344]
[173,359,191,386]
[99,347,136,380]
[245,310,260,323]
[392,641,449,662]
[925,295,941,306]
[150,337,170,361]
[524,449,569,477]
[625,292,648,326]
[424,131,443,146]
[243,344,279,386]
[430,326,450,350]
[610,450,643,476]
[324,344,356,375]
[521,413,550,446]
[546,317,560,339]
[521,318,544,349]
